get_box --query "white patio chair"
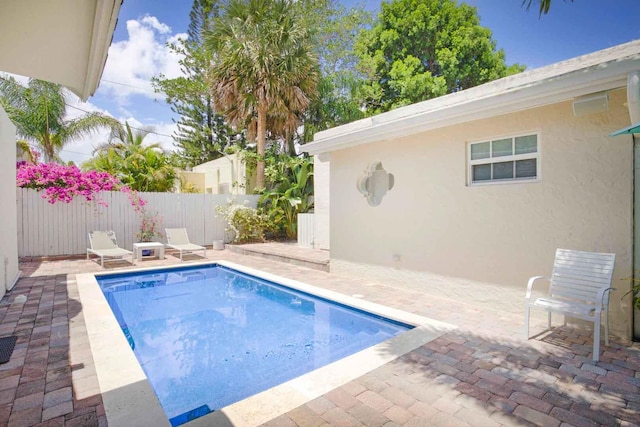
[525,248,616,361]
[87,230,133,267]
[165,228,207,261]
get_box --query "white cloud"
[99,15,187,105]
[140,16,171,34]
[58,93,178,165]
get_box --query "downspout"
[219,152,236,195]
[628,71,640,340]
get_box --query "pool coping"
[76,260,457,427]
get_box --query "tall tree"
[355,0,525,114]
[152,0,241,168]
[205,0,319,190]
[0,76,120,162]
[300,1,372,142]
[83,122,177,192]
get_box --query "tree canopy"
[82,122,177,192]
[205,0,319,190]
[0,76,121,162]
[300,0,372,141]
[355,0,525,114]
[152,0,243,169]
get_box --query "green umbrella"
[610,122,640,136]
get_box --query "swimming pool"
[76,261,454,426]
[96,264,412,426]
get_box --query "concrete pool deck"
[1,244,639,426]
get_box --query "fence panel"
[16,188,259,257]
[297,213,315,248]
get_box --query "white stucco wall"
[313,154,330,250]
[192,153,248,194]
[330,88,634,339]
[0,107,19,297]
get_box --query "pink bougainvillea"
[16,162,144,210]
[17,162,120,205]
[16,162,155,238]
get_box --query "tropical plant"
[136,211,164,242]
[16,140,38,163]
[205,0,319,190]
[83,122,177,192]
[216,201,270,243]
[259,156,314,239]
[0,76,121,162]
[355,0,525,114]
[522,0,571,15]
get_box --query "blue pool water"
[97,264,412,426]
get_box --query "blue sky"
[58,0,640,164]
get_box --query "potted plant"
[136,211,163,255]
[628,278,640,341]
[629,279,640,341]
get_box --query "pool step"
[225,242,330,272]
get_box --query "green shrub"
[216,202,270,243]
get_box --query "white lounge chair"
[87,230,133,267]
[525,248,616,361]
[165,228,207,261]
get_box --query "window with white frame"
[468,133,539,185]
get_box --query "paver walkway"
[0,245,638,426]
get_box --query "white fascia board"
[303,45,640,155]
[81,0,122,101]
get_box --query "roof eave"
[79,0,122,101]
[303,47,640,156]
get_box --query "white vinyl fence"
[17,188,259,257]
[297,213,314,248]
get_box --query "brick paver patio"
[0,246,638,426]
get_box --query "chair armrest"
[594,287,616,310]
[525,276,550,302]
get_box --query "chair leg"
[592,318,601,362]
[548,311,552,330]
[604,309,610,346]
[524,305,531,340]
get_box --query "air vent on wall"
[572,91,609,116]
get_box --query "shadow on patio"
[266,326,640,427]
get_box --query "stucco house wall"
[329,88,633,339]
[192,153,249,194]
[178,171,206,193]
[0,108,19,297]
[312,154,330,250]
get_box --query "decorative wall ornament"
[357,162,395,206]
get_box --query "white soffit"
[303,39,640,155]
[0,0,121,101]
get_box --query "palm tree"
[0,76,121,162]
[83,122,177,192]
[522,0,570,15]
[205,0,319,190]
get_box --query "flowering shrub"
[17,162,121,205]
[216,202,269,243]
[120,185,147,213]
[16,162,153,238]
[136,211,164,242]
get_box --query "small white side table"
[133,242,165,261]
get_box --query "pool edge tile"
[77,272,171,427]
[78,262,456,427]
